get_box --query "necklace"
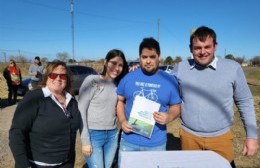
[54,94,66,109]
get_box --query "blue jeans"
[85,128,118,168]
[118,138,166,167]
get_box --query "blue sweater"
[172,58,258,138]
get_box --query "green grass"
[243,67,260,96]
[246,71,260,80]
[249,85,260,96]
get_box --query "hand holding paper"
[128,96,160,138]
[153,111,169,125]
[121,120,133,133]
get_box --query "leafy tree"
[160,58,164,65]
[225,54,235,60]
[68,59,77,63]
[164,56,174,65]
[175,56,182,63]
[41,57,48,63]
[56,52,70,62]
[250,56,260,66]
[234,56,245,65]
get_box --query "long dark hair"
[100,49,129,85]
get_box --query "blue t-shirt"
[117,68,181,147]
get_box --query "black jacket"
[9,89,82,168]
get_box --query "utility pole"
[70,0,75,61]
[157,19,160,42]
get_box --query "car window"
[168,66,174,70]
[68,66,78,75]
[159,66,167,71]
[68,66,96,75]
[79,67,93,75]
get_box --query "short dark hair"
[35,56,40,61]
[139,37,160,56]
[190,26,217,48]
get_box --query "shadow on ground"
[0,98,22,109]
[82,132,181,168]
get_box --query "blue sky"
[1,0,260,62]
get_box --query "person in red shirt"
[3,59,22,105]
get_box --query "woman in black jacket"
[3,59,22,105]
[9,61,82,168]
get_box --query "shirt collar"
[42,87,73,106]
[190,57,218,70]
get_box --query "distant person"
[3,59,22,105]
[9,61,82,168]
[28,56,44,89]
[116,37,181,166]
[171,26,258,167]
[78,49,129,168]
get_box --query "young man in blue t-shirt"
[116,37,181,166]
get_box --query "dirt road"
[0,105,16,168]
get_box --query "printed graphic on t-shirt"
[133,81,160,101]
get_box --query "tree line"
[224,54,260,66]
[3,52,260,67]
[163,55,260,66]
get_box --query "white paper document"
[120,151,232,168]
[128,95,160,138]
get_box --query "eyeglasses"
[108,61,123,69]
[64,109,72,119]
[9,62,14,65]
[48,73,67,80]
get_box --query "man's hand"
[242,138,259,156]
[82,145,92,157]
[121,120,133,133]
[153,111,169,125]
[129,64,140,72]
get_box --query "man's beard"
[141,66,159,76]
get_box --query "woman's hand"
[82,145,92,157]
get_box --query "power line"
[18,0,152,25]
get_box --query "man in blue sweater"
[172,26,258,167]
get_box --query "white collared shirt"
[190,56,218,70]
[42,86,72,112]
